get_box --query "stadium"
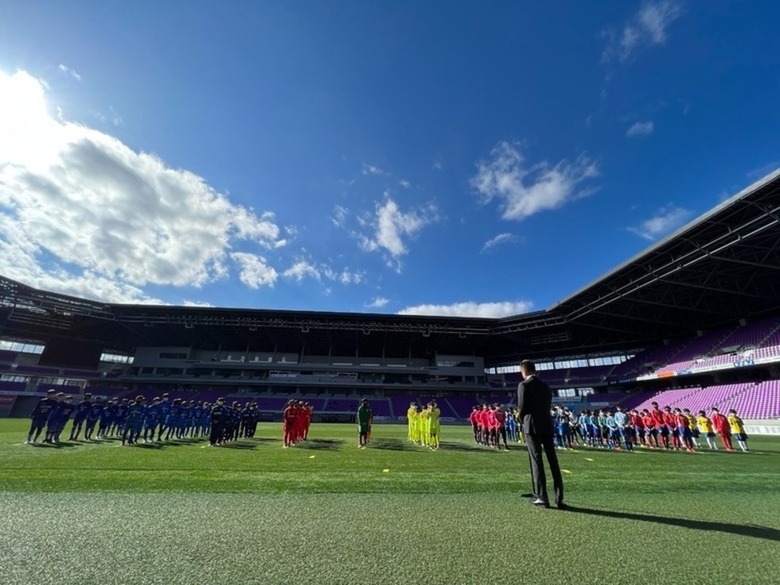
[1,171,779,584]
[2,170,779,425]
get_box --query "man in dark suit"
[517,359,565,508]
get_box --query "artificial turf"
[0,419,778,584]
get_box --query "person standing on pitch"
[357,399,372,448]
[517,359,565,509]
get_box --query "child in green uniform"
[357,399,372,448]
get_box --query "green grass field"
[1,419,778,585]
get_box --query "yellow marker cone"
[382,468,390,473]
[562,469,572,474]
[585,458,595,462]
[309,455,316,459]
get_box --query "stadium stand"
[630,382,780,419]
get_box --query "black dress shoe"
[531,498,550,507]
[556,502,568,510]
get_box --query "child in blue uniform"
[44,393,65,443]
[98,398,117,439]
[165,398,183,440]
[84,397,104,441]
[50,395,76,444]
[122,396,146,445]
[27,389,58,444]
[142,397,161,442]
[69,393,93,441]
[156,394,172,440]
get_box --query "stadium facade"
[1,170,779,420]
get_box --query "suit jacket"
[517,375,554,435]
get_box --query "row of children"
[405,401,441,449]
[281,400,313,448]
[26,390,263,446]
[551,402,749,453]
[468,404,520,450]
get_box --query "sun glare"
[0,69,61,169]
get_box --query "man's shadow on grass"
[439,441,507,453]
[565,506,780,543]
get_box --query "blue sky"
[0,1,778,316]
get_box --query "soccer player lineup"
[24,388,752,456]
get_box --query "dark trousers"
[526,433,564,504]
[209,422,225,445]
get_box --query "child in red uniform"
[283,400,297,448]
[710,407,733,451]
[469,406,480,443]
[630,409,646,446]
[650,403,667,449]
[642,409,659,448]
[662,406,680,450]
[302,402,312,440]
[674,408,695,452]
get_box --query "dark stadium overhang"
[0,170,779,367]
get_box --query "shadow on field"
[369,438,417,451]
[220,441,264,450]
[133,441,191,450]
[298,439,345,451]
[566,506,780,542]
[439,441,511,453]
[30,441,79,449]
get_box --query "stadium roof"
[1,170,779,366]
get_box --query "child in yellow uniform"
[407,403,418,443]
[418,405,430,447]
[429,400,441,450]
[696,410,717,450]
[727,409,748,452]
[683,409,700,449]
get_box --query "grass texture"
[1,419,778,584]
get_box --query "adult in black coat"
[517,360,565,508]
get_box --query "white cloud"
[359,199,438,272]
[362,163,384,176]
[628,204,693,240]
[231,253,278,288]
[322,265,365,285]
[182,300,215,307]
[331,204,349,228]
[471,141,598,221]
[627,121,654,137]
[399,179,411,189]
[603,1,683,63]
[481,233,518,254]
[432,159,443,171]
[281,261,364,287]
[638,0,682,44]
[366,296,389,308]
[283,261,321,282]
[0,69,287,302]
[57,64,81,82]
[398,300,534,318]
